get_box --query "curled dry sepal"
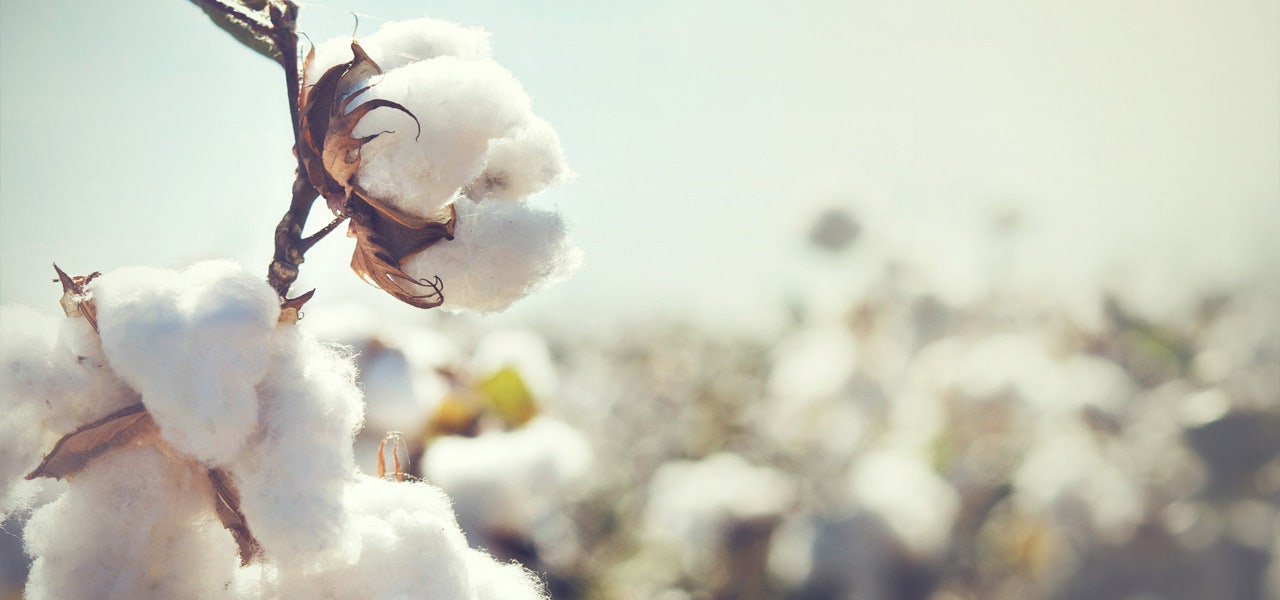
[296,42,457,308]
[29,265,267,566]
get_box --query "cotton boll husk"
[281,475,546,600]
[23,446,240,600]
[399,198,582,313]
[303,18,492,89]
[424,417,592,538]
[91,261,280,466]
[229,326,363,569]
[467,117,571,201]
[351,57,532,221]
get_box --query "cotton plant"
[0,1,578,598]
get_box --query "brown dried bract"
[298,41,422,223]
[53,263,101,333]
[208,467,261,565]
[26,403,159,481]
[348,200,456,309]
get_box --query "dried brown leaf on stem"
[26,403,159,481]
[349,201,456,309]
[53,263,101,333]
[208,467,261,565]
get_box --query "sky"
[1,0,1277,334]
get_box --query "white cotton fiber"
[466,116,571,201]
[279,475,547,600]
[643,453,795,571]
[351,56,531,220]
[0,306,135,517]
[424,417,592,538]
[399,197,583,313]
[23,446,241,600]
[91,261,280,466]
[304,18,492,89]
[228,326,364,569]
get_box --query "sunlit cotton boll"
[23,446,241,600]
[399,198,582,313]
[304,18,493,89]
[466,116,572,201]
[848,448,960,559]
[280,475,546,600]
[643,453,795,573]
[351,56,532,221]
[90,261,280,466]
[227,326,364,569]
[423,417,592,541]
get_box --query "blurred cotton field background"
[1,1,1278,599]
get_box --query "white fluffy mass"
[92,261,280,465]
[307,17,571,221]
[1,261,549,599]
[424,417,592,540]
[400,197,583,313]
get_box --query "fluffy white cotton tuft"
[304,18,492,89]
[91,261,280,466]
[352,57,532,220]
[0,306,135,517]
[280,475,547,600]
[466,116,572,201]
[399,198,582,313]
[23,446,241,600]
[424,417,592,538]
[228,326,364,568]
[644,453,795,571]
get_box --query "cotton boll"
[643,453,795,573]
[0,307,134,514]
[303,18,492,89]
[352,57,532,221]
[363,18,492,71]
[23,446,240,600]
[424,417,592,539]
[230,326,363,569]
[92,261,280,466]
[281,475,547,600]
[466,550,547,600]
[400,198,582,313]
[467,117,571,201]
[848,448,960,559]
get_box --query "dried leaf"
[476,367,540,429]
[278,288,315,324]
[26,403,159,481]
[208,467,261,565]
[298,41,422,223]
[348,201,456,309]
[53,263,101,333]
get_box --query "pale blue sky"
[2,1,1277,332]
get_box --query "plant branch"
[188,0,274,37]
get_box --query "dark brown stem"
[300,216,348,252]
[261,0,327,299]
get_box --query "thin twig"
[188,0,274,38]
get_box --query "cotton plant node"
[52,263,100,332]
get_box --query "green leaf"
[189,0,280,62]
[476,367,540,428]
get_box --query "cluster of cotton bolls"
[0,261,547,599]
[306,18,580,313]
[284,195,1272,600]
